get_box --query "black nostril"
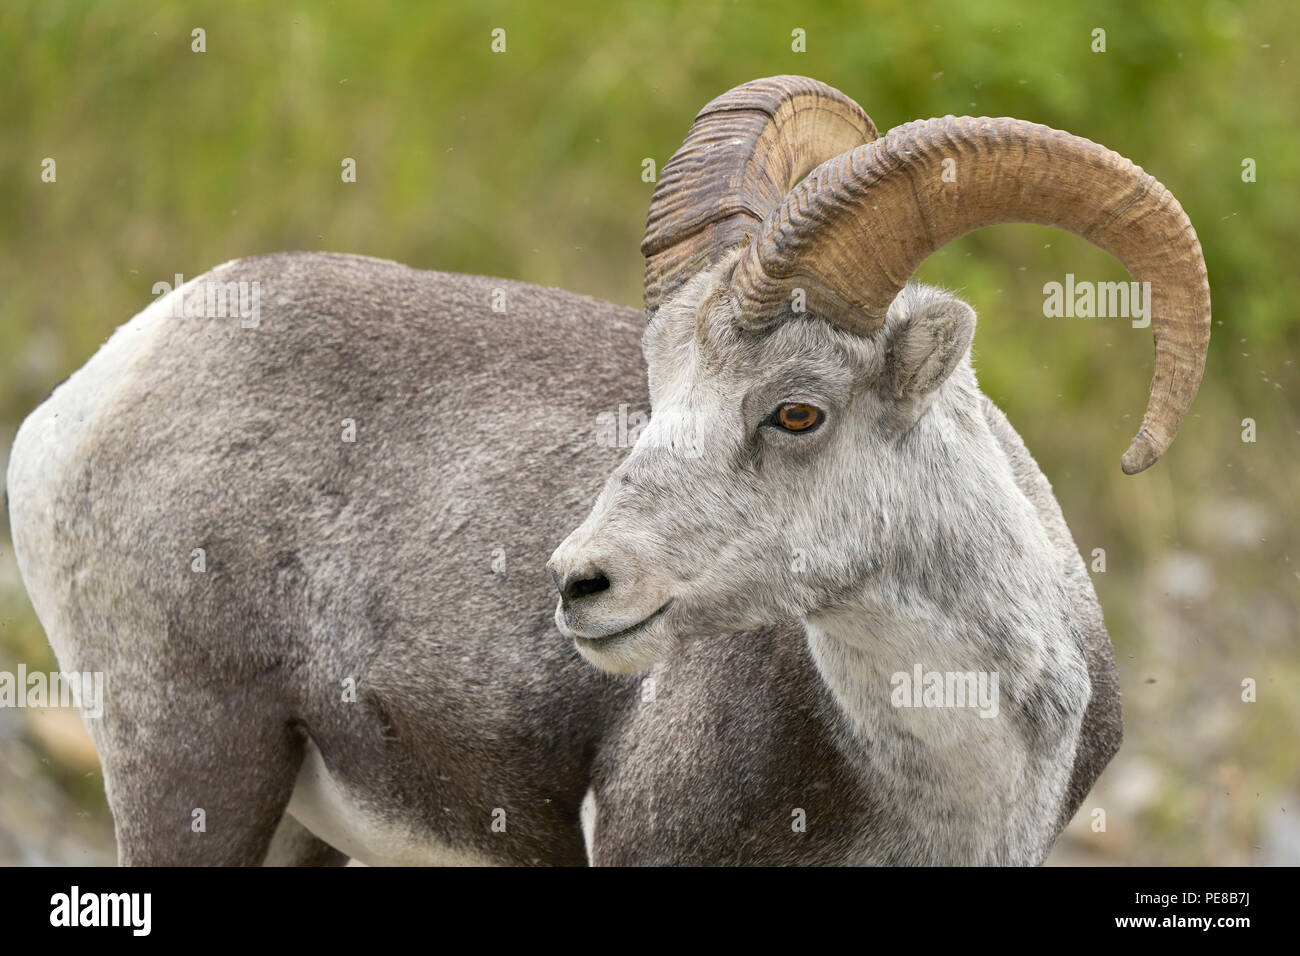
[563,572,611,603]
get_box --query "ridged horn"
[642,75,878,312]
[730,116,1211,475]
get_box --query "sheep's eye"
[771,403,823,432]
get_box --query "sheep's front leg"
[91,680,304,866]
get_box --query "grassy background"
[1,0,1296,864]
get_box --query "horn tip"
[1120,433,1161,475]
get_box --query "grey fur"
[7,250,1120,866]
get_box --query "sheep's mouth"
[575,602,672,647]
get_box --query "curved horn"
[730,116,1211,475]
[642,75,878,312]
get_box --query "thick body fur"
[7,252,1119,865]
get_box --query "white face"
[548,264,976,674]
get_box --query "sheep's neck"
[800,481,1082,862]
[804,596,1012,745]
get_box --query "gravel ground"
[0,710,114,866]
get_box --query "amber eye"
[772,403,823,432]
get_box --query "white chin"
[573,627,677,676]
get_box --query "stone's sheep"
[6,77,1209,865]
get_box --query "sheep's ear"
[884,290,976,402]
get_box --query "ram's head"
[549,76,1210,675]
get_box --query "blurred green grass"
[0,0,1296,864]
